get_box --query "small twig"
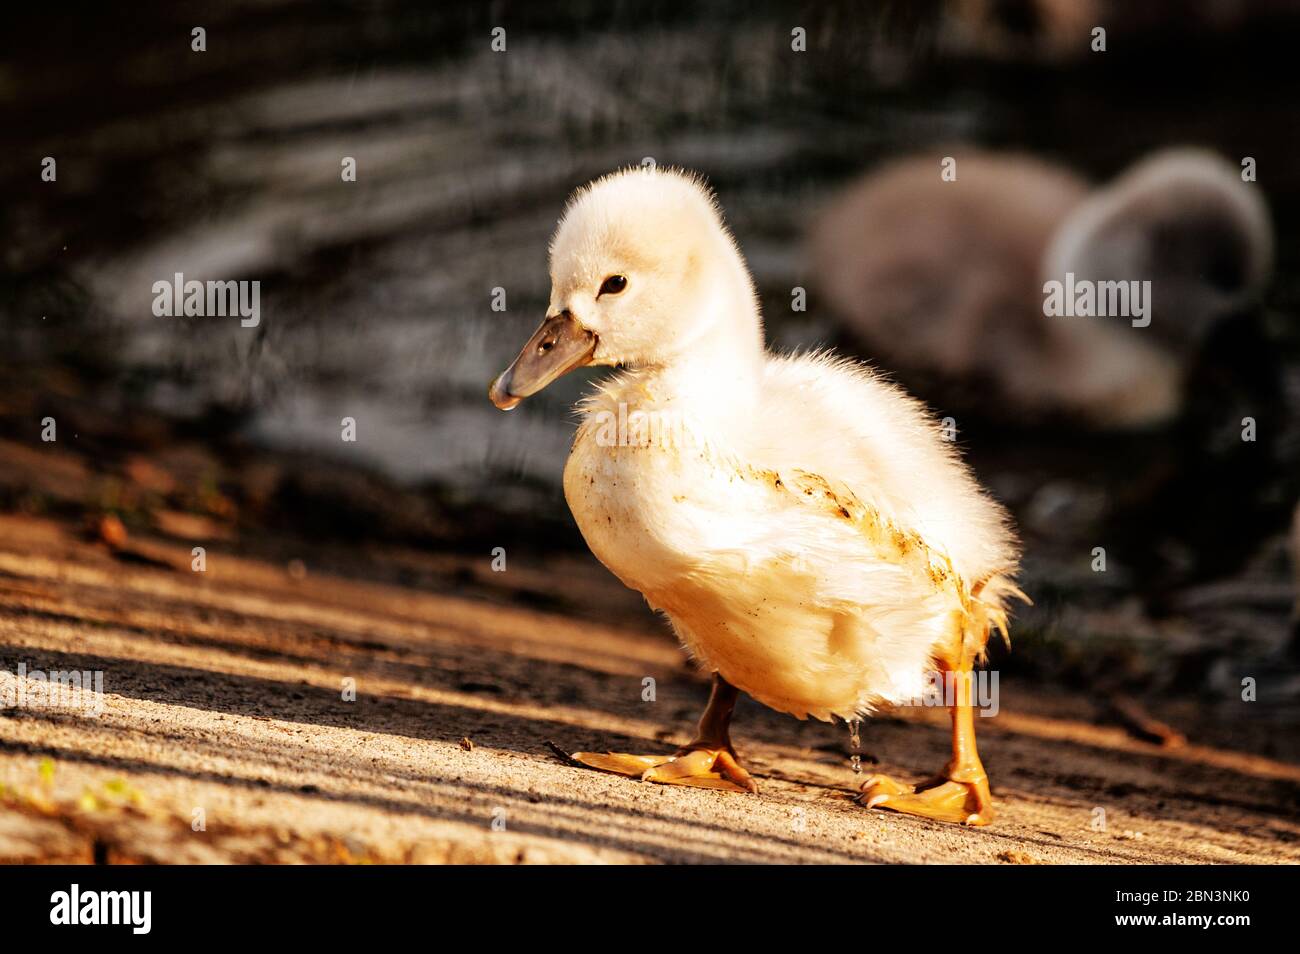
[1105,695,1187,748]
[544,739,583,766]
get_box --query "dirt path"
[0,513,1296,864]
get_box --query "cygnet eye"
[598,275,628,297]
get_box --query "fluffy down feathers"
[555,167,1023,720]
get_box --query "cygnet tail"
[962,573,1031,665]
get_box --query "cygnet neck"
[632,289,766,429]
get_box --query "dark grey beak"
[489,312,597,410]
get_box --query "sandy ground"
[0,512,1297,865]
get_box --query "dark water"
[5,2,1297,482]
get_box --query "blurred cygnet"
[809,148,1272,429]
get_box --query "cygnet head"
[490,167,761,410]
[1043,148,1273,355]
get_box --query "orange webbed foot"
[857,773,994,826]
[570,745,759,794]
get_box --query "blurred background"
[4,0,1300,751]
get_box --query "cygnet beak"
[489,311,597,410]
